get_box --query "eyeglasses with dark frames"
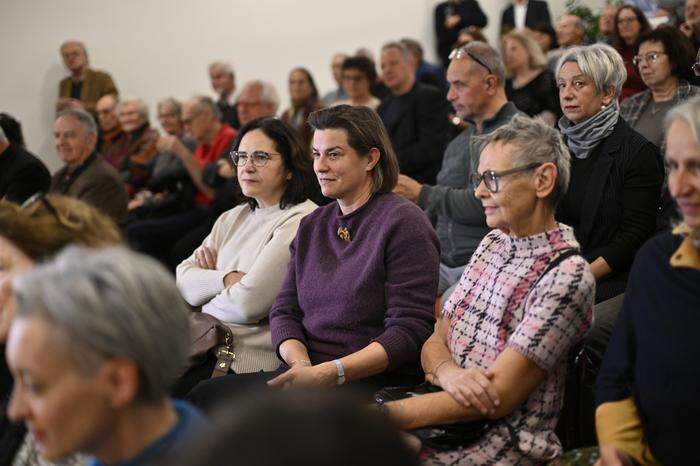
[470,162,542,193]
[449,47,493,75]
[229,150,282,167]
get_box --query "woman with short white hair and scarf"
[555,43,664,304]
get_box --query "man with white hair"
[116,97,159,197]
[57,40,118,115]
[236,80,280,126]
[209,61,240,129]
[0,115,50,204]
[49,108,128,223]
[547,14,587,71]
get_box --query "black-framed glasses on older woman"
[229,150,281,168]
[470,162,542,193]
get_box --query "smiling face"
[236,129,290,208]
[312,128,376,204]
[636,40,672,88]
[557,61,614,124]
[157,103,182,136]
[474,141,538,235]
[0,235,33,343]
[117,101,146,133]
[666,119,700,229]
[7,317,115,461]
[53,115,96,168]
[95,95,119,133]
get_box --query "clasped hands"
[428,362,500,417]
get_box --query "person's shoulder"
[635,230,682,267]
[415,82,443,99]
[298,199,337,226]
[85,68,115,82]
[287,199,318,215]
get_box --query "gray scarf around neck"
[558,103,619,159]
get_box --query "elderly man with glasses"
[125,96,237,267]
[394,41,521,302]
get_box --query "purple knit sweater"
[270,192,439,372]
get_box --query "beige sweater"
[176,200,316,373]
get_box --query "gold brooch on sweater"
[337,226,351,242]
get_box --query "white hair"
[56,108,98,135]
[116,97,150,122]
[556,43,627,99]
[12,246,190,402]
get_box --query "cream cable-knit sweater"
[176,200,317,373]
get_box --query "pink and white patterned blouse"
[425,224,594,465]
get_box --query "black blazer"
[501,0,552,34]
[434,0,488,67]
[0,144,50,204]
[557,118,663,281]
[377,82,450,185]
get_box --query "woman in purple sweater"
[186,105,439,405]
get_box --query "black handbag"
[374,382,493,450]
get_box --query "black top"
[561,153,595,229]
[70,79,83,99]
[217,100,240,130]
[500,0,552,34]
[505,70,560,119]
[0,144,51,204]
[0,345,25,466]
[434,0,488,67]
[556,118,664,296]
[597,232,700,465]
[377,82,450,185]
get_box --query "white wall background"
[0,0,603,171]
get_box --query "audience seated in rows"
[613,5,652,100]
[593,95,700,466]
[434,0,488,68]
[6,246,202,466]
[127,98,198,221]
[503,30,560,125]
[57,41,118,115]
[0,114,50,204]
[179,390,421,466]
[547,15,586,72]
[50,108,128,224]
[126,96,237,266]
[186,105,439,408]
[209,61,240,130]
[115,98,159,197]
[174,117,318,393]
[0,195,122,466]
[383,115,595,465]
[394,41,518,301]
[335,55,381,110]
[320,53,348,106]
[556,43,664,304]
[95,94,129,168]
[620,25,700,151]
[401,38,448,92]
[500,0,553,35]
[378,41,449,185]
[281,68,322,149]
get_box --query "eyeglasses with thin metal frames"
[229,150,282,168]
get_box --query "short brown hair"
[0,195,122,260]
[308,105,399,194]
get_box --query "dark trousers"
[125,208,209,268]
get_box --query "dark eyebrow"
[312,146,343,153]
